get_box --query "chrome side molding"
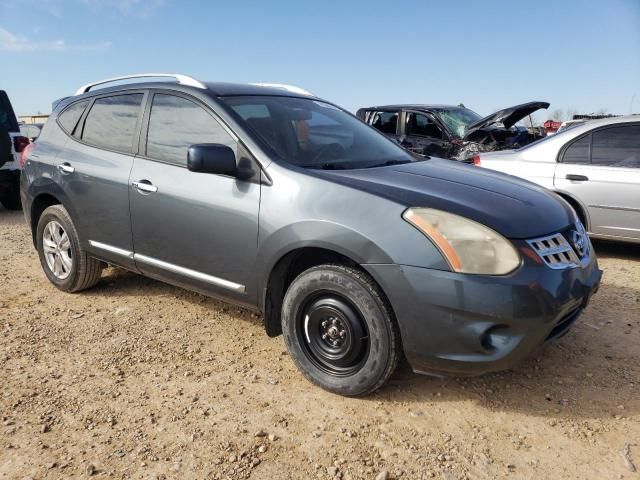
[88,241,245,293]
[89,240,134,259]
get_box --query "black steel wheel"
[282,264,401,396]
[298,294,369,376]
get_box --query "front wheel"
[282,264,401,396]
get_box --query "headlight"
[403,207,521,275]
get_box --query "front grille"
[527,232,581,269]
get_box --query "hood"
[316,159,575,239]
[464,101,550,138]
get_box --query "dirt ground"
[0,206,638,480]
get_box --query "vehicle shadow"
[372,282,639,421]
[592,239,640,261]
[86,261,638,422]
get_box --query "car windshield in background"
[433,107,482,138]
[223,96,417,169]
[516,125,583,151]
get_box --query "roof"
[359,104,469,111]
[203,82,316,97]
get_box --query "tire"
[0,184,22,210]
[281,264,401,396]
[36,205,103,292]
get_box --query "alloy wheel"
[42,220,73,280]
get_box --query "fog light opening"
[480,325,510,353]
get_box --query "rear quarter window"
[58,100,89,135]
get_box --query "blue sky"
[1,0,639,119]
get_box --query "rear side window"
[562,135,590,164]
[146,94,236,166]
[58,100,89,135]
[369,111,399,135]
[591,125,640,168]
[406,113,444,139]
[82,94,144,152]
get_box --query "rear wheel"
[282,264,401,396]
[36,205,103,292]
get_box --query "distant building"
[19,114,49,124]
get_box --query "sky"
[1,0,639,119]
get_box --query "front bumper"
[365,241,602,377]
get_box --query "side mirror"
[187,144,237,176]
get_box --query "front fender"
[254,219,394,298]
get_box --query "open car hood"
[464,101,550,138]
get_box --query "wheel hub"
[299,294,369,376]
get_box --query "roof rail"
[74,73,207,95]
[250,83,314,96]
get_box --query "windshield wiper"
[296,163,348,170]
[365,159,414,169]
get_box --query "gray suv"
[21,74,602,396]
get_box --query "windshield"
[516,125,585,151]
[432,107,482,139]
[223,96,416,169]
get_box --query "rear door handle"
[132,180,158,193]
[57,162,75,174]
[566,174,589,182]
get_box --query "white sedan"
[476,116,640,244]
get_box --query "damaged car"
[357,101,549,161]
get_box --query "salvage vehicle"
[477,115,640,244]
[21,74,601,396]
[0,90,30,210]
[357,101,549,160]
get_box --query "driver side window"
[406,113,444,139]
[146,94,236,166]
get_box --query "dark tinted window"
[406,113,444,139]
[562,135,590,164]
[146,94,235,165]
[58,100,89,134]
[369,111,399,135]
[591,125,640,168]
[82,94,143,152]
[0,91,19,131]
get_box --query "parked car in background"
[357,101,549,160]
[477,116,640,244]
[21,74,601,396]
[556,119,587,133]
[19,123,44,141]
[0,90,29,210]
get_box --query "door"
[129,92,260,304]
[56,92,145,268]
[401,111,450,157]
[554,124,640,240]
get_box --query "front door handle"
[566,174,589,182]
[57,162,75,174]
[132,180,158,193]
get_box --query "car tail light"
[19,142,35,169]
[13,135,30,153]
[472,155,481,166]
